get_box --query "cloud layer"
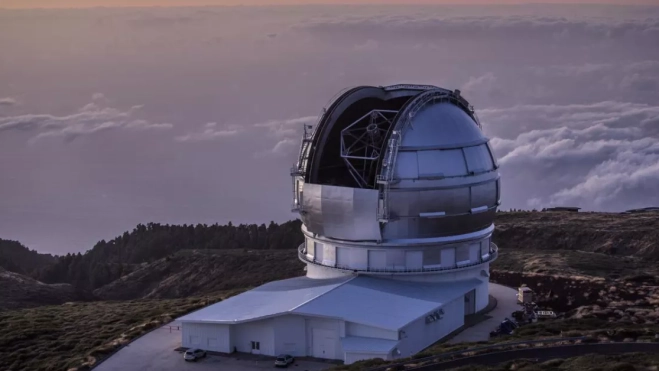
[0,97,17,107]
[483,101,659,211]
[0,94,172,142]
[1,5,658,253]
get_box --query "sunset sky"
[3,0,659,8]
[1,3,658,254]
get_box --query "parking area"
[447,283,519,344]
[93,322,333,371]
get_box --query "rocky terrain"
[493,211,659,260]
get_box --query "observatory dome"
[291,84,500,243]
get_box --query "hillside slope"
[493,211,659,260]
[3,212,658,306]
[0,267,94,310]
[93,249,304,300]
[93,212,659,301]
[35,220,304,292]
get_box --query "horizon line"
[2,2,658,10]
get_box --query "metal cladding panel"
[382,213,492,239]
[400,103,486,148]
[301,183,325,235]
[486,141,500,168]
[302,183,381,241]
[469,208,497,230]
[394,152,419,179]
[471,181,498,209]
[418,187,470,215]
[388,191,420,217]
[417,149,468,178]
[393,170,499,190]
[463,144,495,173]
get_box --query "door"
[312,328,336,359]
[336,247,349,268]
[464,289,476,315]
[405,251,423,270]
[207,338,218,351]
[250,341,261,355]
[368,250,387,270]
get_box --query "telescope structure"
[179,84,501,365]
[292,84,499,283]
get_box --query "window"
[480,239,490,259]
[314,242,325,262]
[251,341,260,350]
[305,239,314,259]
[463,144,494,174]
[456,245,470,264]
[386,250,405,267]
[417,149,468,177]
[423,248,441,266]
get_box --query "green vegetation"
[492,249,659,279]
[0,293,244,371]
[36,220,304,292]
[450,353,659,371]
[0,239,56,276]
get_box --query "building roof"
[340,336,399,354]
[178,276,351,324]
[294,276,480,330]
[178,275,481,331]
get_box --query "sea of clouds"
[1,4,658,252]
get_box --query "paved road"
[448,283,518,344]
[93,321,331,371]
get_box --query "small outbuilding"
[624,207,659,214]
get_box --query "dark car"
[490,318,519,338]
[274,354,294,368]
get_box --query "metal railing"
[298,243,498,275]
[164,325,181,333]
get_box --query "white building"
[178,85,500,364]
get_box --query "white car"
[274,354,295,368]
[183,348,207,362]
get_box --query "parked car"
[274,354,295,368]
[490,317,519,338]
[183,348,207,362]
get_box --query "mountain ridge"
[1,212,658,309]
